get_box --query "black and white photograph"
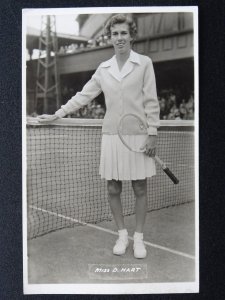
[22,6,199,294]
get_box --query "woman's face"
[110,22,132,55]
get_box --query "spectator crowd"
[58,35,111,55]
[158,89,194,120]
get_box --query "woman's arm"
[142,57,160,136]
[141,58,160,156]
[38,68,102,123]
[55,69,102,118]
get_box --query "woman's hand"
[140,135,157,157]
[37,114,59,123]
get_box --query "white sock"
[118,229,128,236]
[133,232,143,240]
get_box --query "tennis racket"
[117,113,179,184]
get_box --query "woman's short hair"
[104,14,137,39]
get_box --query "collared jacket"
[55,50,160,135]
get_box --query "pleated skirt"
[99,134,156,181]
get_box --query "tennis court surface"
[25,118,196,286]
[28,202,195,284]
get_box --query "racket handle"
[163,168,179,184]
[154,155,179,184]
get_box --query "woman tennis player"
[38,14,160,259]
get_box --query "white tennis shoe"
[133,237,147,259]
[113,236,129,255]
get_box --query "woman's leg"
[132,179,147,233]
[132,179,147,258]
[107,180,129,255]
[107,180,124,230]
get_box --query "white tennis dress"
[99,134,156,181]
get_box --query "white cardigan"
[55,50,160,135]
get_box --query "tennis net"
[26,118,195,239]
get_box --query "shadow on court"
[28,202,195,284]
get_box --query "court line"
[29,205,195,261]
